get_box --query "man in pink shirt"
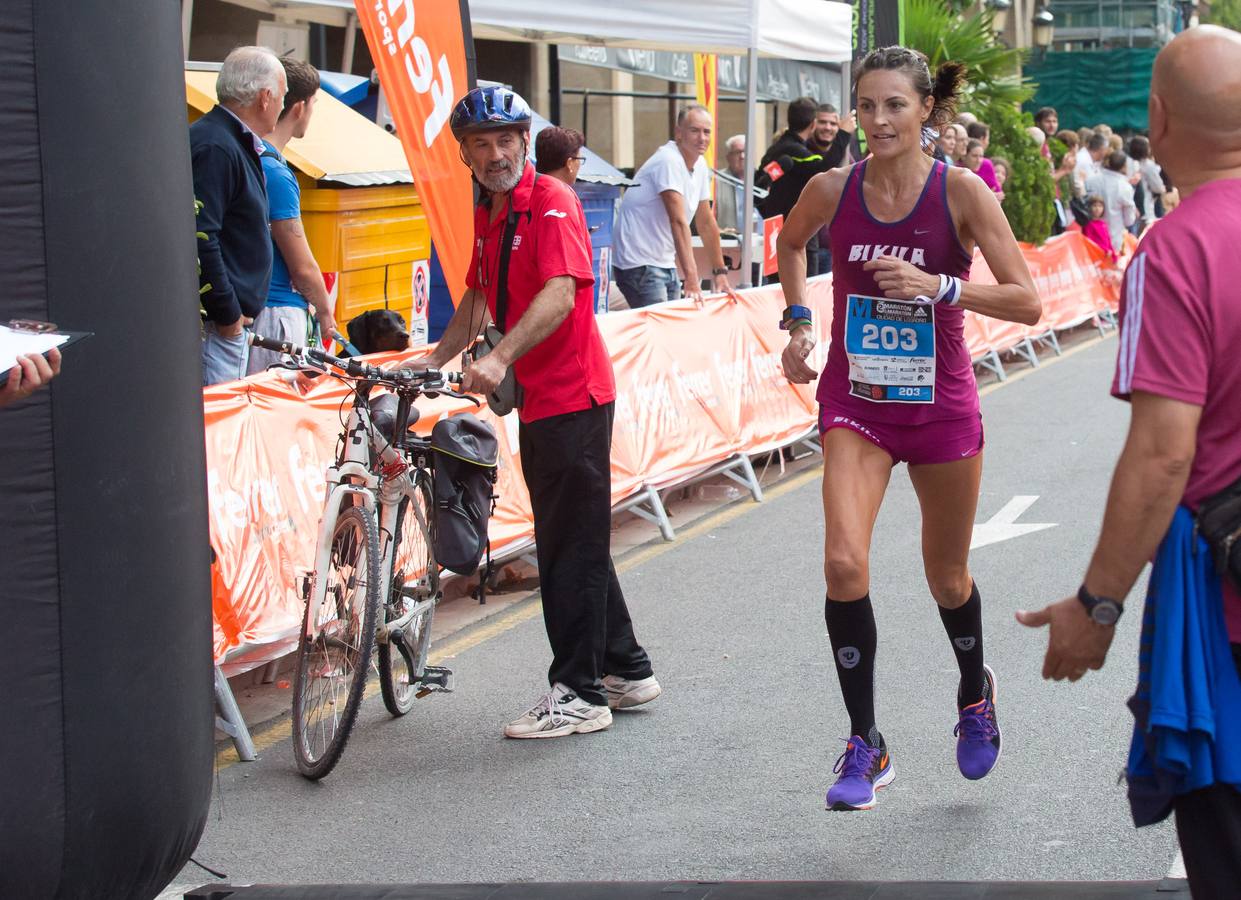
[1018,25,1241,897]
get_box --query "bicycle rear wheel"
[292,504,381,780]
[379,479,439,716]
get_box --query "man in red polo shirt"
[419,86,661,738]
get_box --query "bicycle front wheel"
[379,479,439,716]
[292,504,381,780]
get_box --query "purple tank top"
[818,159,976,425]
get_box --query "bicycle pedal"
[414,665,454,697]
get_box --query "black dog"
[345,308,410,356]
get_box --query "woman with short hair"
[534,126,587,186]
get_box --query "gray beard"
[477,152,525,194]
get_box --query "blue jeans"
[201,320,251,386]
[613,265,679,308]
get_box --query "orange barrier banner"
[354,0,473,300]
[207,236,1122,668]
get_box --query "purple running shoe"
[826,735,894,811]
[955,663,1002,780]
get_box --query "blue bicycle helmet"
[450,86,533,141]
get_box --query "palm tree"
[902,0,1056,243]
[903,0,1034,109]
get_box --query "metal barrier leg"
[974,350,1006,382]
[1014,337,1040,368]
[260,659,280,684]
[214,665,257,762]
[720,453,764,502]
[624,484,676,542]
[1033,327,1061,356]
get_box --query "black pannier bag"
[1197,473,1241,592]
[430,413,499,576]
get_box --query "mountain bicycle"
[248,333,477,780]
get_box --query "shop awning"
[185,66,412,186]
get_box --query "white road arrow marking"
[970,495,1057,550]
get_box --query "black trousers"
[518,401,653,707]
[1172,643,1241,898]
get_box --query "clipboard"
[0,320,92,380]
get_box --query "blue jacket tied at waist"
[1127,505,1241,826]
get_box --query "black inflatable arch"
[1,2,214,897]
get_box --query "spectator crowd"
[611,94,1173,311]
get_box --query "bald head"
[1154,26,1241,144]
[1150,26,1241,191]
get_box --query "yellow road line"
[216,329,1114,769]
[215,601,547,768]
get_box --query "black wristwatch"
[711,266,729,276]
[1077,584,1124,626]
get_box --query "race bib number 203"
[844,295,936,403]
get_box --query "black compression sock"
[825,593,879,743]
[938,582,985,708]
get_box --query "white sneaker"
[602,674,662,710]
[503,683,613,739]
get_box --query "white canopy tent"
[468,0,852,64]
[469,0,852,285]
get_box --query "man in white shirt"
[612,105,731,307]
[1074,132,1109,196]
[1085,150,1138,250]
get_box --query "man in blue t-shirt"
[247,57,336,375]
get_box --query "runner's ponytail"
[929,62,968,129]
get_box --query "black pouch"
[1196,473,1241,592]
[430,413,499,576]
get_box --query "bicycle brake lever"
[443,389,482,407]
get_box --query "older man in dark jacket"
[191,46,285,385]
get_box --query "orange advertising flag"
[353,0,473,302]
[693,52,718,204]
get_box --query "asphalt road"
[185,334,1178,888]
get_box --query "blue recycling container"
[575,182,619,315]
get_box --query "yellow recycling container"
[185,66,431,335]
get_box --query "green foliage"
[1203,0,1241,31]
[975,100,1056,244]
[904,0,1055,243]
[1047,136,1067,168]
[903,0,1034,109]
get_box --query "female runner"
[777,47,1041,811]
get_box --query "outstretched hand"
[1016,596,1116,682]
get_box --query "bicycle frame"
[302,383,438,681]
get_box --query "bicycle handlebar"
[249,333,466,392]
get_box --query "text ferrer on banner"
[354,0,473,301]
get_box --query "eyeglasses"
[570,156,587,163]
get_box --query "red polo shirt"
[465,163,615,423]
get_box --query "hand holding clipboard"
[0,320,90,408]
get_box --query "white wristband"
[945,276,962,306]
